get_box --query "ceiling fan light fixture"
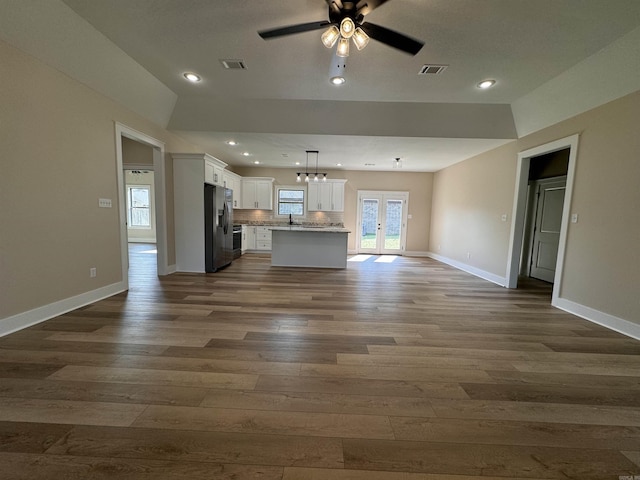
[321,25,340,48]
[336,37,350,57]
[352,27,370,50]
[330,76,346,85]
[340,17,355,39]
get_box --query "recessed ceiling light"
[330,76,346,85]
[242,152,250,156]
[183,72,201,83]
[295,161,301,166]
[336,163,342,166]
[226,140,238,146]
[253,160,260,165]
[477,79,496,89]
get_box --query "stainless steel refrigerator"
[204,184,233,272]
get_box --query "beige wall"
[0,39,199,320]
[122,137,153,166]
[235,167,433,253]
[520,91,640,322]
[429,142,519,275]
[429,90,640,324]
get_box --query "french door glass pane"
[384,199,403,250]
[360,199,379,249]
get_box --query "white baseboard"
[425,252,508,287]
[127,238,157,243]
[404,251,431,257]
[554,297,640,341]
[0,282,126,338]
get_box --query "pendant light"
[296,150,327,183]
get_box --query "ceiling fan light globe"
[340,17,355,39]
[352,27,370,50]
[330,76,346,85]
[321,25,340,48]
[336,37,350,57]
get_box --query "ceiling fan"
[258,0,424,56]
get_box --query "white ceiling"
[10,0,640,171]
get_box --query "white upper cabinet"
[202,156,226,187]
[241,177,274,210]
[222,170,242,208]
[307,179,346,212]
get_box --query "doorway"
[356,191,408,255]
[506,134,579,306]
[115,123,167,291]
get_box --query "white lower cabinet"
[241,225,253,253]
[240,226,272,252]
[256,226,272,251]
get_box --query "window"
[277,187,305,216]
[127,185,151,228]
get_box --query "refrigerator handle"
[222,201,229,235]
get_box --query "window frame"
[275,185,307,218]
[126,184,152,229]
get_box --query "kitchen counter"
[269,225,350,233]
[270,226,350,269]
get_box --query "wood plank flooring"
[1,244,639,479]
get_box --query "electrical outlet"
[90,267,97,278]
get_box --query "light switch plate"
[571,213,578,223]
[99,198,112,208]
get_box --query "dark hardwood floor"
[1,245,639,479]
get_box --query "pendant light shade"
[336,37,350,57]
[321,25,340,48]
[352,27,370,50]
[340,17,355,39]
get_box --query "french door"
[356,191,409,254]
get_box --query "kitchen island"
[270,226,350,269]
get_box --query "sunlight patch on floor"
[348,255,373,262]
[374,255,399,263]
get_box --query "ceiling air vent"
[220,59,247,70]
[418,64,448,75]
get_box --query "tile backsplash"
[233,209,344,226]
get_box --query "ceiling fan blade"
[325,0,343,11]
[258,21,331,40]
[356,0,391,17]
[360,21,424,55]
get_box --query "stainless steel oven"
[232,225,242,259]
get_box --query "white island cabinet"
[270,226,350,269]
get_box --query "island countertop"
[269,225,350,233]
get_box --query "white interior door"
[357,191,408,254]
[529,178,566,283]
